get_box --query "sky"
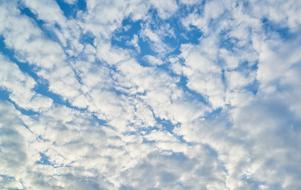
[0,0,301,189]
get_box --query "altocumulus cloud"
[0,0,301,189]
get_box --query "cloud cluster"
[0,0,301,189]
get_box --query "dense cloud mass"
[0,0,301,189]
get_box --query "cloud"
[0,0,301,189]
[0,55,53,111]
[120,149,227,190]
[149,0,178,19]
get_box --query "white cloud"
[180,43,225,108]
[0,55,53,111]
[149,0,178,19]
[1,0,301,189]
[22,0,66,24]
[120,149,227,190]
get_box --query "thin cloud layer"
[0,0,301,189]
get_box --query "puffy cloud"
[120,149,227,190]
[0,55,53,111]
[0,0,301,189]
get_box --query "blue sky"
[0,0,301,189]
